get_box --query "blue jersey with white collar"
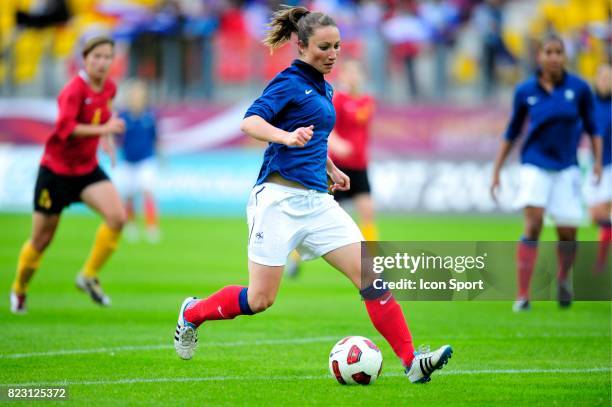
[504,71,599,170]
[245,59,335,192]
[594,93,611,166]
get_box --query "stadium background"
[0,0,609,215]
[0,0,610,405]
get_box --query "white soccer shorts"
[246,182,364,266]
[114,158,157,197]
[514,164,583,226]
[584,164,612,206]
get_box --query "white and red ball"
[328,336,383,385]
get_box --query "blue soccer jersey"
[504,71,600,170]
[119,109,157,163]
[594,93,611,166]
[245,59,336,192]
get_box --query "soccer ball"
[328,336,383,385]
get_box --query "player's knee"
[524,221,543,239]
[557,229,576,241]
[248,293,275,313]
[31,232,53,252]
[105,209,127,230]
[590,205,608,224]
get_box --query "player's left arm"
[579,83,603,183]
[151,110,165,165]
[490,86,527,201]
[326,156,350,192]
[590,136,603,185]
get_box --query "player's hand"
[490,171,501,202]
[105,116,125,134]
[328,166,350,193]
[593,161,603,185]
[286,125,314,147]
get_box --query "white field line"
[3,367,611,387]
[0,336,340,359]
[1,331,608,360]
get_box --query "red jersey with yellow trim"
[329,91,375,170]
[40,72,116,175]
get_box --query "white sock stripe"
[3,367,610,387]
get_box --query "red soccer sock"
[596,222,611,272]
[183,285,253,327]
[517,238,538,299]
[144,194,157,227]
[361,286,414,368]
[557,241,577,282]
[125,199,135,222]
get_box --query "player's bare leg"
[175,261,283,359]
[123,195,139,242]
[246,261,283,312]
[354,193,378,241]
[143,189,161,243]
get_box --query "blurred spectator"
[382,0,429,100]
[358,0,388,99]
[419,0,460,99]
[2,0,609,104]
[473,0,515,97]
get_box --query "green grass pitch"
[0,213,610,406]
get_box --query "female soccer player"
[10,36,126,313]
[490,34,602,311]
[285,59,379,277]
[116,79,161,243]
[174,6,452,384]
[586,64,611,273]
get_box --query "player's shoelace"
[417,344,431,354]
[176,323,197,346]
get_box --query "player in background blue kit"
[585,64,611,273]
[172,5,452,384]
[115,80,161,243]
[490,35,603,312]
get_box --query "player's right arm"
[490,86,528,201]
[55,82,124,139]
[241,75,313,147]
[73,118,125,138]
[240,116,313,147]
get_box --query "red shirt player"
[328,59,378,242]
[10,36,127,314]
[41,70,116,175]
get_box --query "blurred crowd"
[0,0,610,103]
